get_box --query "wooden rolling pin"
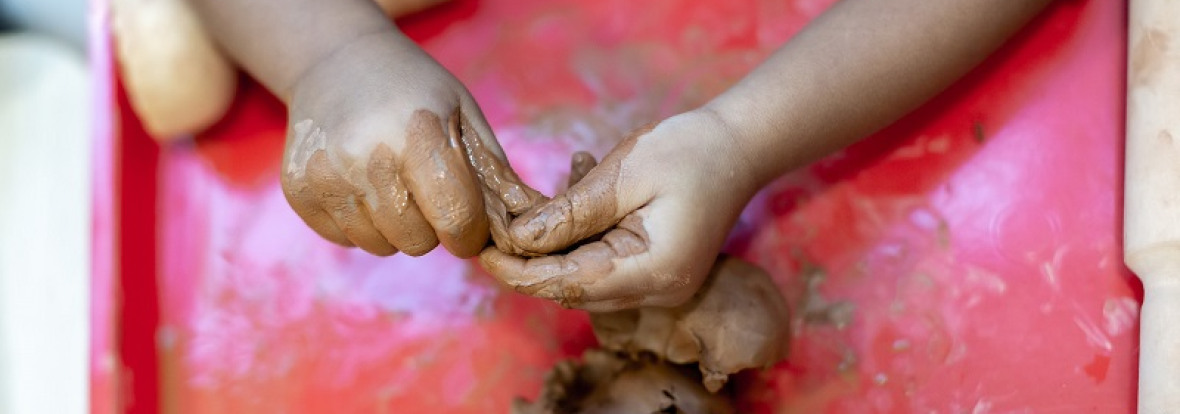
[1126,1,1180,412]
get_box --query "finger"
[483,187,517,254]
[487,151,594,256]
[482,215,694,311]
[303,149,394,255]
[400,109,489,258]
[457,103,545,215]
[281,154,353,247]
[567,151,598,188]
[365,143,439,256]
[507,124,655,254]
[324,198,398,256]
[297,205,354,247]
[505,175,620,255]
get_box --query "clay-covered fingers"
[457,102,545,215]
[363,143,438,256]
[481,214,700,312]
[456,100,548,255]
[283,150,402,255]
[511,167,630,255]
[284,194,353,247]
[507,125,653,255]
[506,157,628,255]
[400,109,489,258]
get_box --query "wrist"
[678,107,764,202]
[689,105,778,194]
[284,26,417,102]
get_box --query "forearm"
[706,0,1052,186]
[187,0,404,102]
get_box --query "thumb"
[508,136,646,255]
[567,151,598,188]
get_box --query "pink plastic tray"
[92,0,1137,412]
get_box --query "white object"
[0,33,90,414]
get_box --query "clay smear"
[507,123,656,256]
[365,143,437,255]
[401,109,488,257]
[457,113,545,256]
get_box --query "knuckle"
[399,238,438,257]
[360,242,397,257]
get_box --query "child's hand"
[281,33,538,258]
[479,110,760,311]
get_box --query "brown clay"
[305,148,398,256]
[511,349,733,414]
[460,115,546,214]
[401,109,489,258]
[458,113,547,256]
[590,255,791,392]
[365,144,438,256]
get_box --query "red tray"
[91,0,1137,412]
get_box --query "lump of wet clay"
[590,255,790,392]
[512,349,733,414]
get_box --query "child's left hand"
[480,110,760,311]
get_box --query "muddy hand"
[480,111,761,311]
[462,121,549,256]
[475,144,594,256]
[281,34,536,258]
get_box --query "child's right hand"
[480,110,761,311]
[281,31,541,258]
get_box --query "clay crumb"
[511,350,733,414]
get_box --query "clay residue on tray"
[511,349,734,414]
[590,255,791,392]
[798,263,855,329]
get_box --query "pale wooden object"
[111,0,237,140]
[1126,1,1180,412]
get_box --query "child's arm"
[481,0,1053,311]
[187,0,394,101]
[187,0,542,258]
[709,0,1052,187]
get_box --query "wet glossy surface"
[94,0,1136,412]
